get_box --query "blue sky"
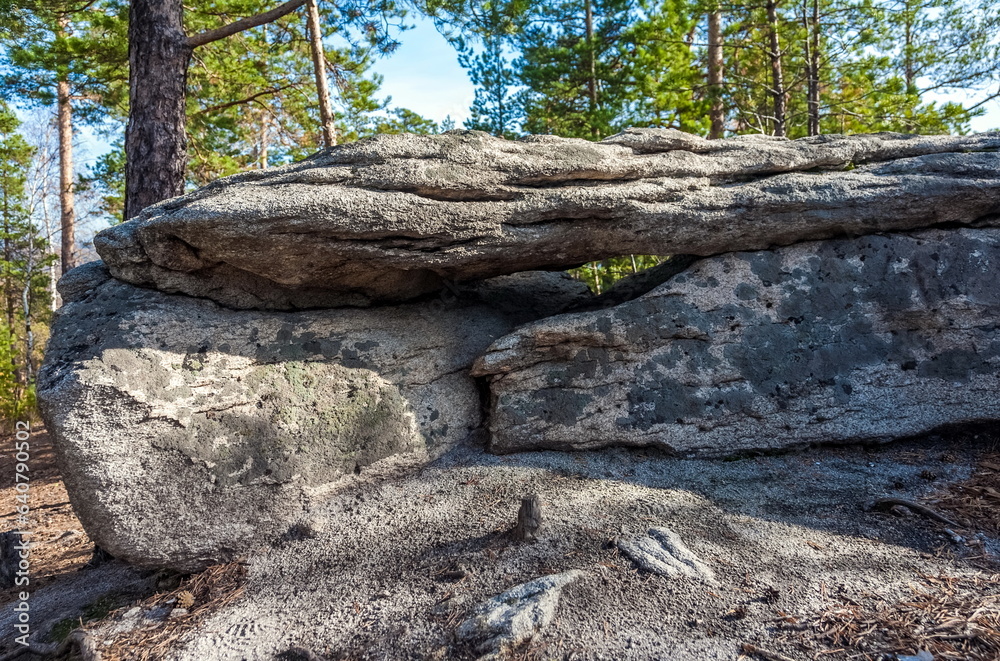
[368,17,475,127]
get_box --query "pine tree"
[424,0,528,137]
[719,0,993,137]
[69,1,438,217]
[1,0,127,272]
[624,0,708,133]
[185,19,439,183]
[516,0,636,139]
[461,28,522,137]
[0,102,55,423]
[124,0,428,219]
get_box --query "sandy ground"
[1,427,999,661]
[0,425,93,597]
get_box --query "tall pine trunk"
[124,0,191,220]
[124,0,307,219]
[708,8,725,139]
[805,0,820,135]
[585,0,598,139]
[766,0,786,137]
[903,0,915,93]
[306,0,336,147]
[56,77,76,272]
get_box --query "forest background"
[0,0,998,425]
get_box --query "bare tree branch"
[187,0,306,49]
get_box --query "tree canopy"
[437,0,999,141]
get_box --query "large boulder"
[94,129,1000,309]
[37,262,588,571]
[473,227,1000,456]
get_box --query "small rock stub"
[37,263,587,571]
[475,228,1000,456]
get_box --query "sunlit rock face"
[39,128,1000,573]
[94,129,1000,310]
[37,262,588,571]
[475,228,1000,456]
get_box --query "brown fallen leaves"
[779,573,1000,661]
[930,453,1000,537]
[100,559,248,661]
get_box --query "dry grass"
[98,559,248,661]
[929,453,1000,537]
[780,574,1000,660]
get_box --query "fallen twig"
[871,498,964,529]
[741,642,798,661]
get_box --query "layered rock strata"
[95,129,1000,309]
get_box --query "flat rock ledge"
[474,227,1000,456]
[36,263,588,571]
[95,129,1000,309]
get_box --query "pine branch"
[187,0,307,49]
[194,83,301,115]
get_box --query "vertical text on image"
[12,420,32,646]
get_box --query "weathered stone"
[617,528,717,583]
[37,262,588,571]
[456,570,585,656]
[474,227,1000,456]
[95,129,1000,309]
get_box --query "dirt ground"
[0,427,153,659]
[1,426,999,661]
[0,425,94,598]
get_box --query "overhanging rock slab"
[95,129,1000,309]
